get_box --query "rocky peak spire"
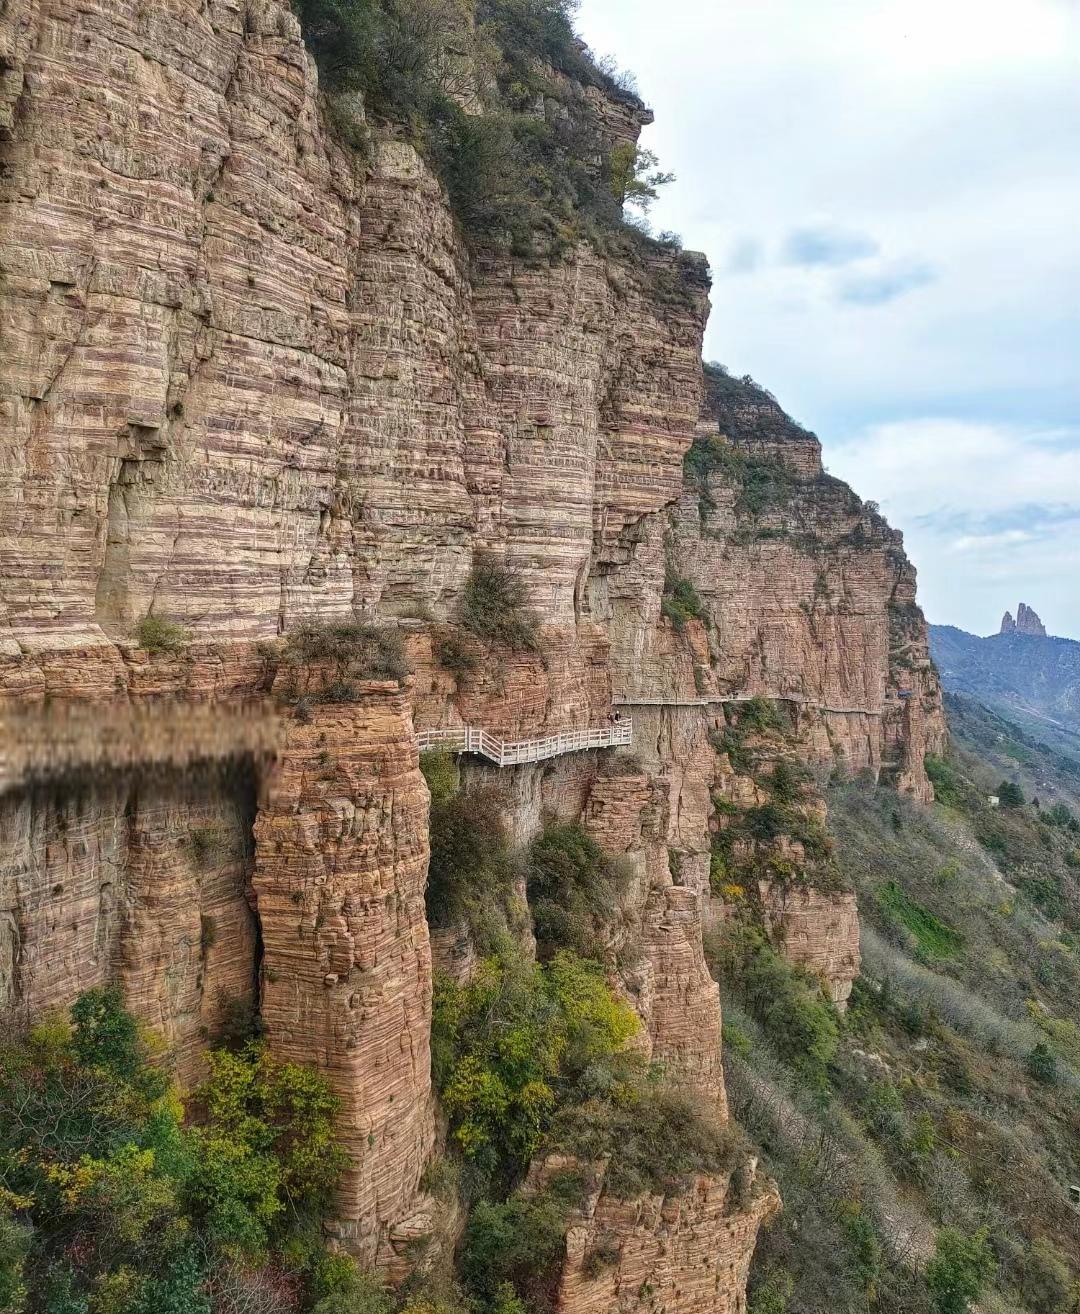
[1000,603,1047,637]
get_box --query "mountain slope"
[733,693,1080,1314]
[930,625,1080,732]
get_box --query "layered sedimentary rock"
[551,1158,780,1314]
[252,677,437,1268]
[0,0,946,1299]
[654,370,945,801]
[0,759,259,1088]
[757,884,859,1007]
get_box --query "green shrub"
[461,557,540,651]
[748,1271,794,1314]
[924,755,967,809]
[548,1083,737,1199]
[133,615,190,654]
[997,780,1024,809]
[925,1227,993,1314]
[526,822,628,959]
[1017,1238,1074,1313]
[608,143,673,212]
[311,1264,394,1314]
[426,786,513,936]
[283,620,409,696]
[419,749,459,806]
[436,630,480,677]
[770,758,810,805]
[189,1042,349,1260]
[706,925,838,1085]
[461,1176,581,1313]
[1025,1041,1058,1085]
[0,991,347,1310]
[0,1212,30,1312]
[431,952,637,1189]
[737,697,786,734]
[661,566,706,630]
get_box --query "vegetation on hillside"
[460,557,541,652]
[732,703,1080,1314]
[707,702,844,898]
[418,756,752,1313]
[525,821,630,959]
[282,620,410,703]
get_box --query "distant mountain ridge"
[930,618,1080,733]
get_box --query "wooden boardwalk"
[613,693,882,717]
[414,686,888,771]
[417,719,633,767]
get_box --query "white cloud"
[575,0,1080,634]
[950,530,1033,554]
[825,419,1080,636]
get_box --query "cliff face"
[606,367,945,801]
[0,0,944,1304]
[252,678,436,1270]
[552,1162,779,1314]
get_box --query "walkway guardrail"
[613,693,881,716]
[416,719,633,768]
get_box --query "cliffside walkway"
[613,694,882,716]
[417,719,633,768]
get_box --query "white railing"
[416,719,633,768]
[613,693,882,717]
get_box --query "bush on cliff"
[460,1173,583,1314]
[661,565,706,630]
[425,784,519,944]
[283,619,409,699]
[706,923,838,1087]
[525,822,629,959]
[925,1228,994,1314]
[431,951,637,1191]
[0,988,349,1311]
[133,613,190,654]
[420,748,459,805]
[460,557,540,651]
[547,1080,740,1199]
[290,0,673,256]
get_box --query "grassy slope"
[728,699,1080,1314]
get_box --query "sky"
[576,0,1080,638]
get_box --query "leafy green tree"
[608,143,674,213]
[925,1227,994,1314]
[526,822,628,958]
[0,991,348,1311]
[190,1043,348,1259]
[432,952,636,1186]
[997,780,1024,809]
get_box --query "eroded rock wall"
[552,1160,780,1314]
[0,760,259,1088]
[0,0,947,1299]
[252,678,436,1270]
